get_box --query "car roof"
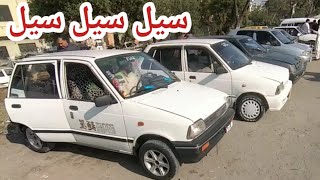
[150,39,225,46]
[281,18,316,24]
[20,50,139,62]
[234,28,278,32]
[274,26,299,28]
[0,67,13,70]
[200,35,251,40]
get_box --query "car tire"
[22,127,55,153]
[237,95,266,122]
[139,140,180,180]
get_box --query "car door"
[183,46,232,95]
[5,60,76,142]
[255,31,281,51]
[60,60,131,153]
[148,46,186,80]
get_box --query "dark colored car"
[201,35,306,82]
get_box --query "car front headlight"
[275,82,284,95]
[302,50,310,56]
[187,119,206,139]
[289,64,296,72]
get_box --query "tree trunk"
[234,0,251,29]
[234,0,239,29]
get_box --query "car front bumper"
[172,108,235,163]
[300,55,312,63]
[290,67,306,82]
[265,80,292,111]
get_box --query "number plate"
[225,121,233,133]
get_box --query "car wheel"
[139,140,180,180]
[237,95,266,122]
[22,127,55,153]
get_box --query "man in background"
[302,19,311,34]
[311,20,319,33]
[56,34,80,52]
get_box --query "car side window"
[65,62,111,102]
[237,31,254,38]
[186,47,222,73]
[146,47,156,57]
[291,29,299,36]
[154,48,182,71]
[256,31,278,45]
[10,63,59,99]
[0,71,4,77]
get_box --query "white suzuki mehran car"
[144,39,292,122]
[5,50,234,179]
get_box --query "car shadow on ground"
[303,72,320,82]
[5,127,149,179]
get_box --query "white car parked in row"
[144,39,292,122]
[273,26,317,46]
[5,50,234,179]
[0,67,13,87]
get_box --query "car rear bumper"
[172,109,235,163]
[266,80,292,111]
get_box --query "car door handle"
[69,105,78,111]
[12,104,21,108]
[189,76,196,79]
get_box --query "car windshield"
[279,30,296,42]
[4,69,12,75]
[95,52,179,98]
[272,30,292,44]
[239,38,267,55]
[211,41,251,70]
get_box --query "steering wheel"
[129,72,155,96]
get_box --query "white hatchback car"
[5,50,234,179]
[0,67,13,87]
[144,39,293,122]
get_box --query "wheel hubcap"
[144,150,170,177]
[26,128,43,149]
[241,99,261,119]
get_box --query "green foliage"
[29,0,320,43]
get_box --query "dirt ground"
[0,88,8,134]
[0,61,320,180]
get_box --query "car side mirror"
[95,95,115,107]
[297,33,302,36]
[216,66,228,74]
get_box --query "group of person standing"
[301,19,320,34]
[302,19,320,60]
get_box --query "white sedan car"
[145,39,292,122]
[0,67,12,87]
[5,50,234,179]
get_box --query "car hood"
[238,61,289,83]
[254,51,298,65]
[289,42,311,51]
[130,81,228,122]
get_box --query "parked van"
[280,18,316,27]
[5,50,234,179]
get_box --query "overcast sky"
[254,0,267,5]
